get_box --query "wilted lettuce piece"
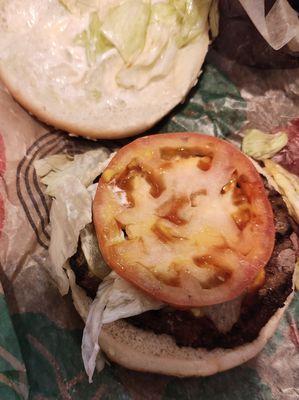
[90,89,102,101]
[117,0,213,89]
[47,176,93,295]
[75,12,113,64]
[117,2,180,90]
[59,0,99,14]
[209,0,219,38]
[34,148,111,197]
[242,129,288,160]
[249,157,280,193]
[144,2,179,64]
[172,0,187,16]
[34,148,112,295]
[74,0,213,87]
[82,272,164,382]
[66,266,92,321]
[175,0,212,48]
[101,0,150,64]
[264,159,299,223]
[87,182,98,200]
[34,153,73,177]
[117,40,177,89]
[80,224,111,280]
[203,295,242,333]
[117,2,179,89]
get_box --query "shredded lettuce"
[208,0,219,39]
[35,147,164,379]
[172,0,188,16]
[101,0,151,65]
[117,40,177,89]
[66,267,92,321]
[34,153,73,177]
[34,148,113,295]
[250,156,299,223]
[75,12,113,64]
[80,224,111,280]
[59,0,99,14]
[82,272,164,382]
[248,156,279,191]
[117,2,179,89]
[87,182,98,200]
[82,278,112,381]
[74,0,213,88]
[47,176,92,295]
[34,148,111,197]
[263,160,299,223]
[117,0,214,89]
[175,0,212,48]
[242,129,288,160]
[203,295,242,333]
[138,2,179,65]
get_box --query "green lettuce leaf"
[101,0,151,65]
[242,128,288,160]
[34,148,111,197]
[175,0,212,48]
[34,149,113,295]
[80,223,111,280]
[82,272,163,382]
[209,0,219,38]
[141,2,179,65]
[172,0,188,16]
[59,0,99,14]
[75,12,113,64]
[74,0,214,87]
[117,40,177,89]
[47,177,92,296]
[263,159,299,223]
[66,267,92,321]
[117,0,214,89]
[117,3,179,89]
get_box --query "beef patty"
[70,188,297,349]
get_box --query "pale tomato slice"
[93,133,275,307]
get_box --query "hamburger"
[35,132,298,381]
[0,0,217,139]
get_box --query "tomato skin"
[93,133,275,307]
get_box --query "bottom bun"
[99,293,293,377]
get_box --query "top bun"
[0,0,210,139]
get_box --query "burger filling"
[34,132,298,382]
[70,187,296,349]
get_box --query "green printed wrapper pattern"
[0,288,28,400]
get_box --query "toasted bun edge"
[99,292,293,377]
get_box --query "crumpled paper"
[239,0,299,51]
[0,2,299,399]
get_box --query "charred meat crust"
[128,189,296,349]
